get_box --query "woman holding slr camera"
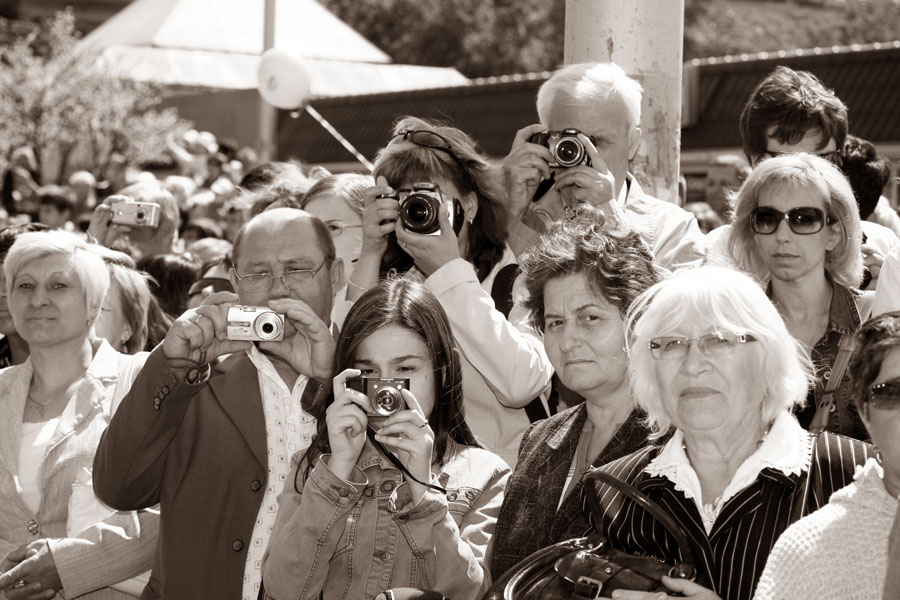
[347,116,553,467]
[262,277,509,600]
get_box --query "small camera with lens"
[346,377,409,426]
[225,305,285,342]
[395,182,455,236]
[528,129,594,168]
[109,199,161,228]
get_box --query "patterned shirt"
[241,346,317,600]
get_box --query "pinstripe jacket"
[0,340,156,599]
[584,428,871,600]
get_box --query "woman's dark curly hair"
[849,311,900,414]
[373,116,509,282]
[516,205,659,333]
[303,277,480,482]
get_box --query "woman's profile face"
[303,195,363,285]
[864,346,900,488]
[351,323,436,419]
[753,179,839,284]
[0,266,17,336]
[95,278,130,352]
[652,317,766,437]
[9,255,90,347]
[541,273,627,401]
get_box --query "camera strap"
[366,425,448,495]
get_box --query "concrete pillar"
[257,0,278,161]
[564,0,685,203]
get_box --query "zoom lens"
[373,386,404,416]
[400,193,440,234]
[554,138,585,168]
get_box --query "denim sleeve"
[262,454,368,600]
[388,462,511,600]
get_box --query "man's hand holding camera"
[500,124,554,223]
[259,298,335,383]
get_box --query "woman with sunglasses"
[348,116,553,467]
[726,153,870,440]
[754,311,900,600]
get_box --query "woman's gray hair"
[624,266,813,437]
[727,152,863,288]
[4,231,110,330]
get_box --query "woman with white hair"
[727,153,870,440]
[0,231,155,599]
[584,266,871,600]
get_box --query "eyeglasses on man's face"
[649,332,758,360]
[751,206,835,236]
[868,378,900,411]
[231,257,331,293]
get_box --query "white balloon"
[257,48,311,109]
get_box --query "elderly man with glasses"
[93,208,341,600]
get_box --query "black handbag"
[485,470,697,599]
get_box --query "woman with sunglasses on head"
[261,277,509,600]
[348,116,553,467]
[726,153,870,440]
[754,311,900,600]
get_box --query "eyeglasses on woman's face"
[649,332,757,360]
[324,221,363,238]
[868,378,900,411]
[751,206,835,236]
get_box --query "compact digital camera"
[379,182,454,236]
[109,199,160,228]
[346,377,409,424]
[528,129,594,168]
[225,305,285,342]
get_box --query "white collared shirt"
[644,412,812,533]
[240,346,318,600]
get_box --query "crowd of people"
[0,59,897,600]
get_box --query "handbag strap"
[582,470,696,579]
[809,331,856,434]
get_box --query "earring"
[875,447,883,464]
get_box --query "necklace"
[26,393,65,421]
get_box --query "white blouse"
[17,418,59,513]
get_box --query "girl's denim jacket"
[262,441,510,600]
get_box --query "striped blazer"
[582,431,871,600]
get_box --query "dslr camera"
[528,129,594,168]
[380,182,455,236]
[108,199,160,228]
[225,305,285,342]
[346,377,409,425]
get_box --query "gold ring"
[13,579,27,589]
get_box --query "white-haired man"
[501,62,706,270]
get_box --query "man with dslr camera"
[502,62,706,270]
[93,208,342,600]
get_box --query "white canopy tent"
[80,0,469,95]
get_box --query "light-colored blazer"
[0,340,157,599]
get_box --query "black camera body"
[380,182,455,236]
[346,377,409,427]
[529,129,593,168]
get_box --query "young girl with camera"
[261,278,510,600]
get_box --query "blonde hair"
[727,153,863,288]
[4,231,110,329]
[625,266,813,437]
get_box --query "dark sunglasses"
[751,206,835,235]
[188,277,233,296]
[393,130,479,192]
[869,379,900,410]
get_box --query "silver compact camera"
[529,128,594,168]
[346,377,409,422]
[225,305,285,341]
[109,199,161,228]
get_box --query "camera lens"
[400,193,440,234]
[136,211,146,221]
[554,138,584,167]
[373,386,403,416]
[261,322,274,334]
[253,312,284,341]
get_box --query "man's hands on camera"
[259,298,335,383]
[547,132,624,225]
[87,195,133,248]
[162,291,252,379]
[394,202,460,277]
[500,124,554,223]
